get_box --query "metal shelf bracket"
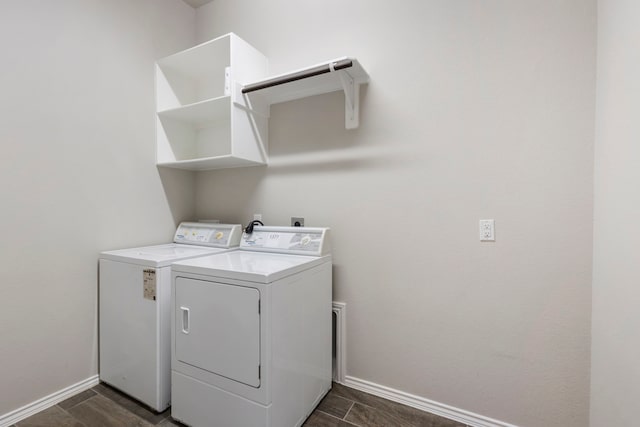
[336,69,360,129]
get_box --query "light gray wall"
[591,1,640,425]
[194,1,596,426]
[0,0,195,416]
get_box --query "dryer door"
[175,277,260,387]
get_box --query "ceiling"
[182,0,214,8]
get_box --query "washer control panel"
[240,226,330,256]
[174,222,242,248]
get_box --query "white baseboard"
[343,376,518,427]
[0,375,100,427]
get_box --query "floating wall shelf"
[155,33,369,170]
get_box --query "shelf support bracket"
[336,70,360,129]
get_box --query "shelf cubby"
[155,33,268,170]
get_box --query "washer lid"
[172,251,331,283]
[100,243,232,268]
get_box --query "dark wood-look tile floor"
[304,383,469,427]
[14,382,469,427]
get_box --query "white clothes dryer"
[99,222,242,412]
[170,226,332,427]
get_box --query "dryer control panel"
[240,226,330,256]
[174,222,242,248]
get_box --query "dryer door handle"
[180,306,190,334]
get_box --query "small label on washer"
[143,269,156,301]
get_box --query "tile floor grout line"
[84,391,156,427]
[334,391,439,426]
[56,390,96,412]
[340,399,417,427]
[315,408,348,422]
[333,391,382,413]
[91,384,170,425]
[57,397,91,427]
[336,395,383,413]
[342,401,356,420]
[316,406,360,427]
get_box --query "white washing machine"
[170,226,332,427]
[99,222,242,412]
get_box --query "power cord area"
[244,220,263,235]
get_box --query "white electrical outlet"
[479,219,495,241]
[253,213,262,221]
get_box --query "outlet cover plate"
[479,219,495,241]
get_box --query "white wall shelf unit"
[240,57,369,129]
[156,33,268,170]
[156,33,369,170]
